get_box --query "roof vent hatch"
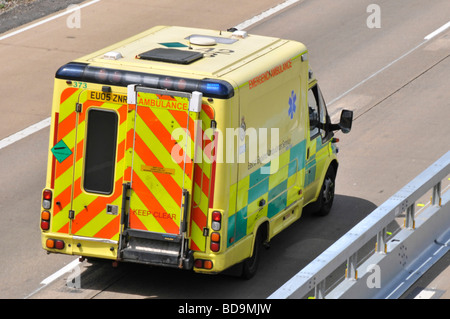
[136,48,203,65]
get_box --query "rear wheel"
[241,230,264,279]
[313,165,336,217]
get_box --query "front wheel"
[313,165,336,217]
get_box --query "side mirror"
[329,109,353,133]
[339,109,353,134]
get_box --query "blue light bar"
[55,62,234,98]
[205,83,221,91]
[55,62,86,79]
[200,80,234,98]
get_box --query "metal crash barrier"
[269,150,450,299]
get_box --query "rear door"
[51,87,81,237]
[127,87,201,240]
[51,86,128,241]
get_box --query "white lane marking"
[0,0,102,149]
[328,41,427,106]
[0,0,101,41]
[424,21,450,40]
[414,289,436,299]
[329,20,450,106]
[24,258,81,299]
[233,0,301,30]
[0,117,51,150]
[40,258,81,285]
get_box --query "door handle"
[181,189,190,233]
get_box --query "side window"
[84,109,118,195]
[308,85,327,140]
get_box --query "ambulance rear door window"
[84,109,118,194]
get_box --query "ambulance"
[40,26,352,278]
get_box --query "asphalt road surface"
[0,0,449,300]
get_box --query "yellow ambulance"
[40,26,352,278]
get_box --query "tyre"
[241,231,264,279]
[313,165,336,217]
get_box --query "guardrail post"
[405,203,415,229]
[432,182,442,206]
[315,280,326,299]
[346,253,358,280]
[376,227,387,254]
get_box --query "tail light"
[203,260,213,269]
[46,239,54,248]
[46,239,65,250]
[211,211,221,230]
[194,259,203,268]
[41,211,50,230]
[55,240,65,250]
[42,189,52,209]
[210,211,222,252]
[211,232,220,242]
[194,259,213,270]
[210,232,220,252]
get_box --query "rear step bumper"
[120,229,193,269]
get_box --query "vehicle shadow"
[75,194,377,299]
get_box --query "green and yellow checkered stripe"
[227,140,307,247]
